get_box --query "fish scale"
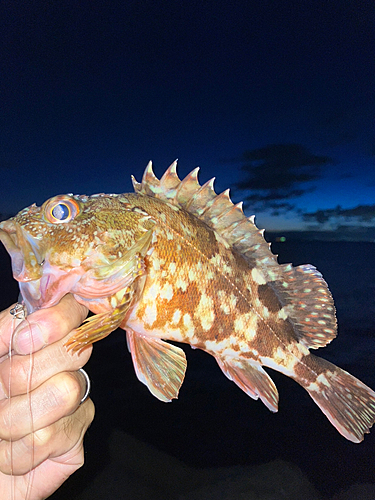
[0,160,374,442]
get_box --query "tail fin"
[302,355,375,442]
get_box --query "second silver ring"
[78,368,91,404]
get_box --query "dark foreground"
[1,240,375,499]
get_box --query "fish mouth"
[0,218,84,314]
[0,219,45,282]
[0,218,48,312]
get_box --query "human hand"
[0,294,95,500]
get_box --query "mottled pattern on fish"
[1,161,375,443]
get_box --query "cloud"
[235,144,332,212]
[303,204,375,225]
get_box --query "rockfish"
[0,161,374,443]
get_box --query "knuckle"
[0,404,12,440]
[0,357,30,396]
[56,372,82,407]
[11,357,30,385]
[85,399,95,424]
[60,295,89,326]
[0,446,12,475]
[34,425,53,447]
[72,300,89,325]
[78,398,95,429]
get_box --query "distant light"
[275,236,286,242]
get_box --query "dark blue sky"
[1,1,374,232]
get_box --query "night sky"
[1,1,374,233]
[1,5,375,498]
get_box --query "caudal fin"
[302,355,375,442]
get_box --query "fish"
[0,160,374,443]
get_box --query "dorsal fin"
[132,161,278,272]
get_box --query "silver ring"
[78,368,91,404]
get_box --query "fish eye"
[52,203,70,220]
[43,196,81,224]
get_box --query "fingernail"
[13,322,47,354]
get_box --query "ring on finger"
[78,368,91,404]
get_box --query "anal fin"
[216,356,279,412]
[126,329,187,402]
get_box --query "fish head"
[0,193,154,313]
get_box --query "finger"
[13,294,88,355]
[0,370,88,441]
[0,329,92,399]
[0,398,95,475]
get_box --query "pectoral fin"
[66,230,154,353]
[216,356,279,412]
[65,287,135,353]
[126,329,187,402]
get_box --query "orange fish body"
[1,161,374,443]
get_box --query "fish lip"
[0,220,19,253]
[0,219,45,282]
[0,223,27,280]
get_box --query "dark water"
[1,241,374,499]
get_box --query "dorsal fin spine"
[131,175,142,192]
[134,161,280,273]
[173,167,200,206]
[159,160,181,195]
